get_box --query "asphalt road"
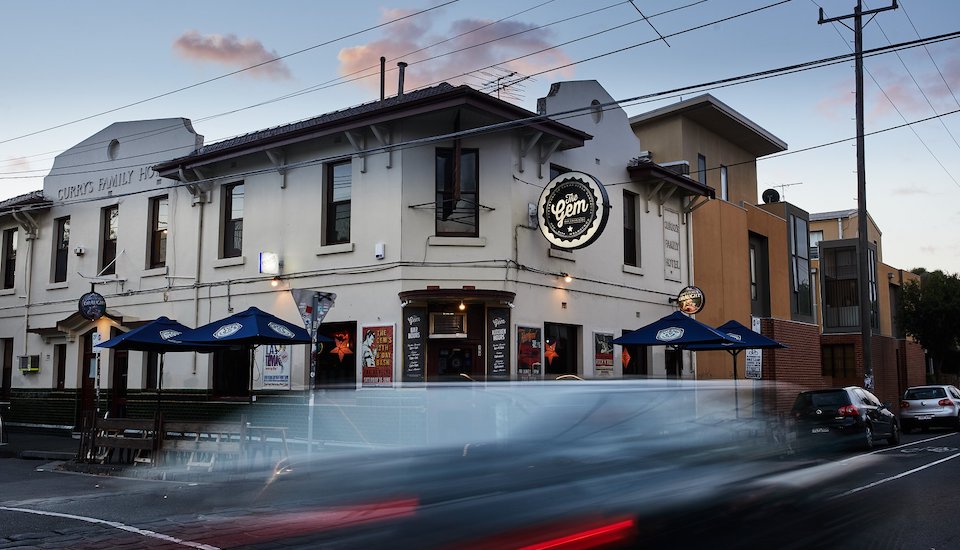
[2,431,959,549]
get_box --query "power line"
[0,0,459,146]
[0,0,617,171]
[3,31,957,185]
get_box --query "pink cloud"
[338,8,574,100]
[174,30,292,80]
[5,157,31,173]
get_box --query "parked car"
[791,387,900,451]
[900,385,960,433]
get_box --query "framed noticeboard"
[487,308,510,379]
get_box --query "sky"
[2,0,959,273]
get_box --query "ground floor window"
[822,343,856,379]
[543,322,580,378]
[316,321,358,389]
[620,331,648,377]
[145,352,159,390]
[212,347,251,397]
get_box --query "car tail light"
[939,399,954,407]
[900,401,909,409]
[838,404,860,417]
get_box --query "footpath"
[0,429,78,461]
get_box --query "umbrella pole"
[729,350,740,418]
[156,354,164,419]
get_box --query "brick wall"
[759,318,822,415]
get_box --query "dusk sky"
[2,0,958,273]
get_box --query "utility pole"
[819,0,897,391]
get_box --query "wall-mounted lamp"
[458,301,466,311]
[270,276,281,288]
[562,273,573,283]
[400,300,411,308]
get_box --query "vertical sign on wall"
[594,332,614,378]
[745,316,763,380]
[403,308,426,383]
[361,325,394,387]
[487,308,511,379]
[517,326,542,381]
[663,208,682,282]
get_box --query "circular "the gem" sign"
[537,171,610,250]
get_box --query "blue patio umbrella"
[613,311,738,382]
[97,316,223,417]
[612,311,737,347]
[178,306,321,346]
[686,319,787,417]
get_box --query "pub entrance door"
[428,341,483,382]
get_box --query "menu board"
[487,308,510,379]
[403,307,427,383]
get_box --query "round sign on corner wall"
[78,291,107,321]
[537,171,610,250]
[677,286,705,315]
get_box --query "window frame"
[1,228,17,289]
[697,154,707,185]
[100,205,119,275]
[324,159,352,245]
[720,165,729,201]
[148,195,168,269]
[221,182,244,259]
[623,190,640,267]
[53,216,70,283]
[435,146,480,238]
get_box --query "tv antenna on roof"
[771,182,802,200]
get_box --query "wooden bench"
[161,420,247,471]
[92,418,157,465]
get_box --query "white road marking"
[831,452,960,499]
[0,506,220,549]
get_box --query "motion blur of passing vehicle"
[791,386,900,451]
[900,385,960,432]
[179,381,892,549]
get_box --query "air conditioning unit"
[18,355,39,373]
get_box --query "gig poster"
[255,344,292,390]
[516,325,542,381]
[593,332,614,378]
[361,324,395,387]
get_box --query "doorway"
[109,347,129,418]
[429,342,481,381]
[78,331,98,426]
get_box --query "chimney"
[397,62,408,97]
[380,56,386,102]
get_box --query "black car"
[791,386,900,451]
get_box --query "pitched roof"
[810,209,857,221]
[0,190,50,214]
[155,82,591,177]
[628,93,787,157]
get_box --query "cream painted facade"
[0,81,714,428]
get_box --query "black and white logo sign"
[538,171,610,250]
[78,292,107,321]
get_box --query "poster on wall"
[594,332,614,378]
[744,316,763,380]
[361,324,395,387]
[254,344,292,390]
[487,308,511,379]
[517,325,542,381]
[403,308,426,383]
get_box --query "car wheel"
[863,424,874,451]
[887,422,901,445]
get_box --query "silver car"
[900,385,960,432]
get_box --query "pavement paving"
[0,429,79,461]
